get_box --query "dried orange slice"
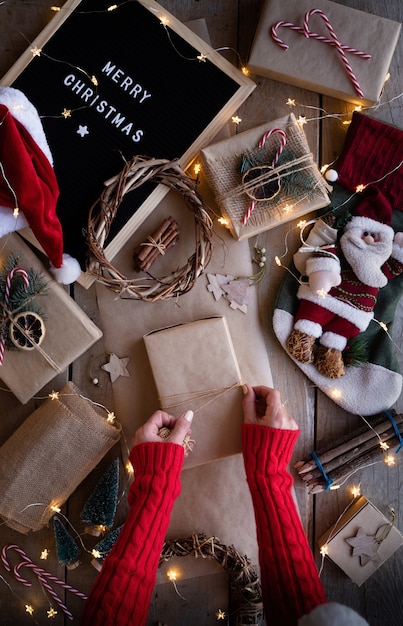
[9,311,46,351]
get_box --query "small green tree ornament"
[53,517,81,570]
[91,524,123,571]
[81,458,120,536]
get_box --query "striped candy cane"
[0,267,29,365]
[271,9,370,99]
[242,128,287,225]
[1,544,87,620]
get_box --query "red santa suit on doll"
[287,186,403,378]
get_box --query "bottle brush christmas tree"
[53,517,81,570]
[80,458,120,536]
[91,524,123,572]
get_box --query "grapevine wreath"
[158,533,263,625]
[86,156,214,301]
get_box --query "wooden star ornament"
[345,527,380,566]
[101,353,130,383]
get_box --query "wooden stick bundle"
[295,411,403,494]
[133,216,179,272]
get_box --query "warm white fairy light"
[317,289,327,299]
[241,66,249,76]
[232,115,242,124]
[380,440,390,451]
[30,46,42,57]
[197,53,207,62]
[107,411,116,424]
[91,549,102,559]
[194,163,201,176]
[49,390,60,400]
[126,461,134,476]
[283,203,292,213]
[297,115,307,126]
[320,544,329,557]
[40,549,50,560]
[25,605,34,615]
[50,503,61,513]
[13,207,19,217]
[384,454,396,467]
[51,6,61,11]
[379,321,388,332]
[286,98,296,107]
[107,3,118,10]
[351,486,361,497]
[61,108,72,119]
[320,164,329,174]
[329,388,342,400]
[216,609,227,620]
[166,568,178,581]
[91,75,98,86]
[274,255,281,266]
[354,105,363,112]
[218,217,229,226]
[47,607,58,618]
[355,183,366,193]
[160,16,169,26]
[297,220,307,229]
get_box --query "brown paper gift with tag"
[0,382,121,533]
[318,496,403,586]
[144,316,244,469]
[0,233,102,403]
[248,0,401,106]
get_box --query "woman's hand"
[133,409,194,447]
[242,385,298,430]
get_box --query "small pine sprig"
[343,336,369,367]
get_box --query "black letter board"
[2,0,255,286]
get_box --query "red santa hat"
[344,186,394,240]
[0,90,80,284]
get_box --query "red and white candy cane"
[271,9,370,99]
[0,267,29,365]
[1,544,88,620]
[242,128,287,225]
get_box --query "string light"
[30,46,42,57]
[166,568,177,582]
[61,108,72,119]
[384,454,396,467]
[193,163,201,176]
[40,549,50,560]
[51,6,61,12]
[106,411,116,424]
[297,115,307,126]
[319,544,328,557]
[351,485,361,497]
[107,3,118,10]
[232,115,242,124]
[159,16,169,26]
[218,217,230,226]
[216,609,227,620]
[241,66,249,76]
[197,53,207,62]
[125,461,134,476]
[91,549,102,559]
[380,441,390,451]
[286,98,296,107]
[47,607,58,618]
[355,183,366,192]
[25,604,34,615]
[329,388,342,400]
[48,391,60,400]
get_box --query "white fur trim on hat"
[306,254,341,276]
[298,602,370,626]
[344,215,394,240]
[50,254,82,285]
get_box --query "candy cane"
[0,267,29,365]
[1,544,87,620]
[271,10,370,99]
[242,128,287,225]
[271,21,371,57]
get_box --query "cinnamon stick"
[133,216,179,272]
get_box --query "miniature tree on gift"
[91,524,123,571]
[53,517,81,570]
[80,458,120,536]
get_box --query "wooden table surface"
[0,1,402,625]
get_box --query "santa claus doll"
[287,186,403,378]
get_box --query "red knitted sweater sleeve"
[242,424,326,626]
[80,442,184,626]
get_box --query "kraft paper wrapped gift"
[200,113,331,240]
[248,0,401,106]
[144,316,244,468]
[318,496,403,586]
[0,233,102,403]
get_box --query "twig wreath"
[86,156,214,301]
[159,533,263,625]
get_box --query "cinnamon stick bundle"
[133,216,179,272]
[294,411,403,494]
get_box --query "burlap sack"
[0,382,121,533]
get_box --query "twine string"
[159,381,243,414]
[141,235,166,255]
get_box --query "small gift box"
[200,113,331,240]
[144,316,244,468]
[0,382,121,533]
[318,496,403,586]
[248,0,401,106]
[0,233,102,403]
